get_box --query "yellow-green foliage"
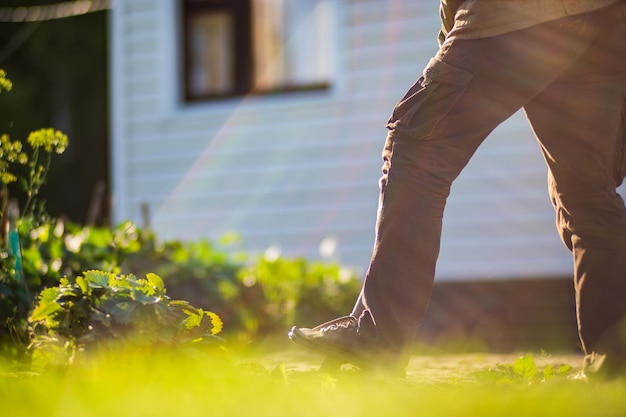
[28,270,224,369]
[0,69,11,92]
[1,350,625,417]
[0,133,27,184]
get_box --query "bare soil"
[257,348,584,384]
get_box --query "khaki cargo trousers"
[354,2,626,373]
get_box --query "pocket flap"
[423,57,473,86]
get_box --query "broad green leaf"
[84,270,113,288]
[111,275,133,291]
[132,288,161,305]
[146,273,164,293]
[30,300,63,323]
[184,310,203,330]
[36,287,59,304]
[205,311,223,335]
[170,299,197,315]
[76,276,88,294]
[109,301,136,324]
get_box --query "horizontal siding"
[120,1,161,124]
[124,76,160,97]
[437,109,568,279]
[346,1,438,27]
[112,0,576,280]
[124,0,155,13]
[123,33,158,55]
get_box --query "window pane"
[251,0,285,91]
[182,0,332,101]
[251,0,332,91]
[283,0,333,86]
[188,11,235,96]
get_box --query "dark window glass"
[182,0,333,102]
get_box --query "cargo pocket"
[386,57,473,140]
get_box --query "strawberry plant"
[28,270,223,368]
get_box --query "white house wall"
[110,0,582,280]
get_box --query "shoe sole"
[288,326,368,368]
[289,327,405,378]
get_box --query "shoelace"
[321,319,356,333]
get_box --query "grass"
[1,345,625,417]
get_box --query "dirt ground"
[257,347,585,385]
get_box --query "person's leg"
[359,7,623,367]
[524,8,626,379]
[291,5,616,371]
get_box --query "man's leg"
[359,8,622,368]
[291,6,614,371]
[524,9,626,378]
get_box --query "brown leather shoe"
[288,313,404,377]
[288,316,363,360]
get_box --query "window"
[182,0,334,101]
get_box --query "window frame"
[181,0,331,103]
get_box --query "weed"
[473,353,573,384]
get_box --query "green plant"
[28,270,223,368]
[0,249,30,360]
[19,218,143,284]
[21,128,68,217]
[5,209,360,351]
[122,237,361,342]
[122,236,248,334]
[0,69,11,92]
[473,353,573,384]
[0,134,28,219]
[236,256,360,339]
[1,218,148,358]
[0,127,68,221]
[0,69,71,356]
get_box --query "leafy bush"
[28,270,223,368]
[1,218,148,357]
[235,256,360,340]
[122,237,361,343]
[4,212,360,354]
[18,218,143,286]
